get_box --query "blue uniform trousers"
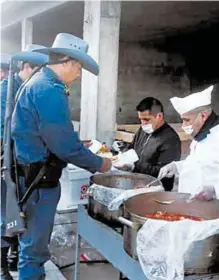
[18,182,60,280]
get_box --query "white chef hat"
[170,85,213,115]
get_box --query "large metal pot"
[88,173,162,226]
[121,192,219,274]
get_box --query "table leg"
[74,229,81,280]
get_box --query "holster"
[19,153,67,189]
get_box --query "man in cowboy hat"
[1,45,48,280]
[11,33,112,279]
[1,45,48,140]
[158,86,219,201]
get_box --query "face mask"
[142,124,154,134]
[182,125,193,135]
[182,114,200,135]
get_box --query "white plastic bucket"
[57,164,92,213]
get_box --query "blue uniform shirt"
[1,73,23,139]
[11,67,103,173]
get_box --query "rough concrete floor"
[61,263,120,280]
[10,260,66,280]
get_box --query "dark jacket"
[194,111,219,142]
[130,123,181,191]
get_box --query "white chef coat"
[175,124,219,197]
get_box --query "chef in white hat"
[158,86,219,201]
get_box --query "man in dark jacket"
[117,97,181,191]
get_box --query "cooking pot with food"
[120,192,219,274]
[88,173,162,226]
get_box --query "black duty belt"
[18,157,66,205]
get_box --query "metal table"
[74,205,219,280]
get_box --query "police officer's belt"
[18,154,66,190]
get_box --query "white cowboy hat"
[12,44,48,65]
[35,33,99,75]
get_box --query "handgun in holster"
[17,153,66,207]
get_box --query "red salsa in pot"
[145,211,203,222]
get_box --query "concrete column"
[80,1,121,146]
[97,1,121,145]
[21,18,33,50]
[80,1,101,141]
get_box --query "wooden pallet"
[116,123,192,143]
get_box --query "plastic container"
[57,164,92,213]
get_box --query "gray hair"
[189,105,212,114]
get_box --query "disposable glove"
[158,161,178,179]
[189,186,216,201]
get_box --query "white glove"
[191,186,216,201]
[158,162,178,179]
[113,164,134,172]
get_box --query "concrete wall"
[68,81,81,121]
[117,43,190,124]
[1,24,21,53]
[189,82,219,115]
[1,30,192,123]
[68,42,190,123]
